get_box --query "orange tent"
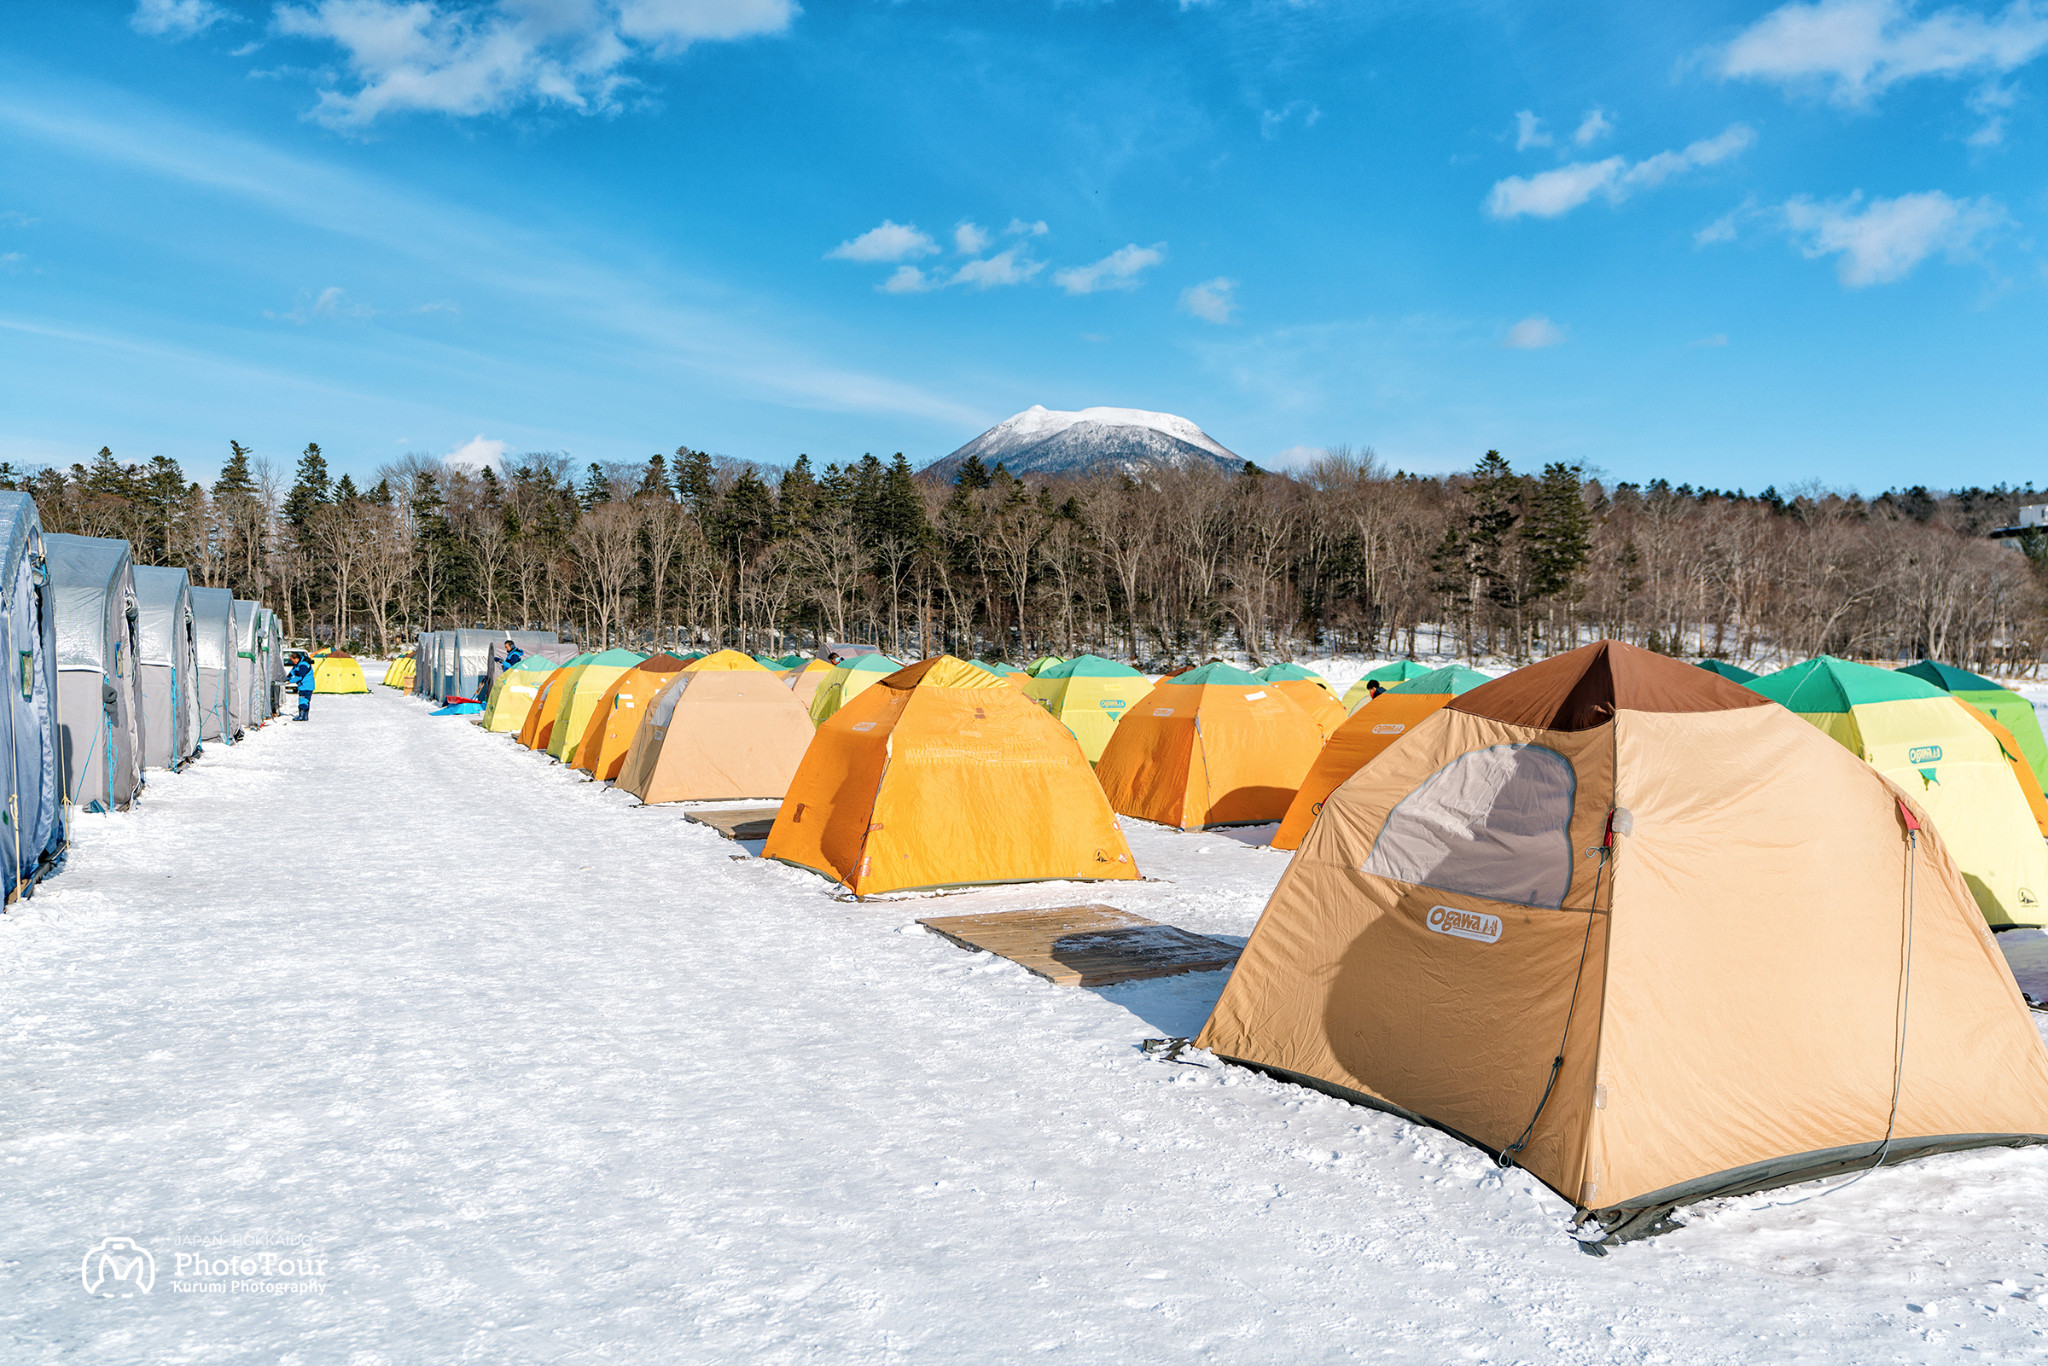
[1255,664,1346,739]
[1198,641,2048,1244]
[1094,662,1323,829]
[763,656,1140,896]
[616,650,816,803]
[515,657,589,751]
[569,652,693,778]
[1271,665,1493,851]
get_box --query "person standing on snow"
[286,651,316,721]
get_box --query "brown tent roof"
[1449,639,1772,732]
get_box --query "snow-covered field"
[6,685,2048,1362]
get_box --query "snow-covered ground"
[6,687,2048,1362]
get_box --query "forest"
[9,439,2045,674]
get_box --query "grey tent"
[481,630,563,698]
[0,494,67,897]
[46,533,146,812]
[230,600,260,733]
[133,566,201,771]
[190,587,237,741]
[258,609,281,717]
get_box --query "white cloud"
[879,264,936,294]
[1259,101,1321,139]
[1514,110,1551,150]
[443,434,507,470]
[1180,276,1237,323]
[950,246,1042,289]
[132,0,231,38]
[827,220,939,263]
[268,0,796,128]
[1005,218,1048,237]
[1692,333,1731,346]
[1721,0,2048,104]
[953,220,991,255]
[1781,189,2006,284]
[1574,107,1613,145]
[265,284,377,323]
[1504,315,1566,348]
[1053,243,1166,295]
[1486,124,1755,218]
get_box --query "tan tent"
[616,650,814,803]
[1198,640,2048,1246]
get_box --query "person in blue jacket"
[501,639,524,669]
[286,651,316,721]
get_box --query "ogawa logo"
[2023,888,2039,909]
[1908,744,1943,764]
[1427,905,1502,944]
[1371,723,1406,736]
[81,1236,155,1297]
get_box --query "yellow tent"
[1339,659,1432,712]
[546,649,648,760]
[809,652,902,724]
[573,653,695,778]
[777,657,834,712]
[764,656,1140,896]
[479,655,562,733]
[1021,654,1149,763]
[381,655,415,689]
[1094,662,1323,829]
[517,654,597,750]
[313,652,368,694]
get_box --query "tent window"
[1363,743,1577,909]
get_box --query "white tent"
[46,533,146,812]
[133,565,201,770]
[189,587,237,742]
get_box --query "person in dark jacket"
[501,639,524,668]
[286,652,316,721]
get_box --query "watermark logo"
[1908,744,1942,765]
[1371,723,1405,736]
[81,1236,155,1298]
[1426,904,1502,944]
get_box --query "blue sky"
[2,0,2044,491]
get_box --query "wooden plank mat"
[917,904,1241,988]
[683,806,782,841]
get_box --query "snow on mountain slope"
[7,690,2048,1361]
[922,405,1244,480]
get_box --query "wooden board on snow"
[916,904,1240,988]
[683,806,783,841]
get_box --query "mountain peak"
[921,406,1243,481]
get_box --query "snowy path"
[4,688,2048,1362]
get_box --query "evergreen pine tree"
[215,441,257,499]
[637,452,670,499]
[674,447,716,519]
[579,463,611,510]
[284,443,331,531]
[955,454,992,490]
[778,455,819,533]
[333,472,361,504]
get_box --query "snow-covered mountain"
[920,405,1244,481]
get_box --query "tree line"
[7,441,2044,674]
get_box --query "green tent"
[1341,659,1432,711]
[1695,659,1759,683]
[1386,664,1494,696]
[1256,662,1331,684]
[974,660,1023,676]
[809,652,904,723]
[1164,661,1262,686]
[1025,655,1068,676]
[1898,660,2048,796]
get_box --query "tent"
[1199,641,2048,1243]
[1697,659,1759,684]
[1897,660,2048,797]
[808,652,902,724]
[1256,663,1347,738]
[1749,656,2048,928]
[1024,655,1067,676]
[46,533,146,812]
[545,649,648,760]
[776,657,834,711]
[480,630,564,700]
[189,587,237,742]
[515,653,597,750]
[764,656,1140,895]
[1022,654,1149,763]
[1094,661,1323,829]
[230,600,261,734]
[1340,660,1434,712]
[132,566,201,771]
[616,651,815,802]
[313,652,369,693]
[479,654,561,733]
[382,655,415,689]
[570,652,694,778]
[1271,664,1493,852]
[0,493,67,898]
